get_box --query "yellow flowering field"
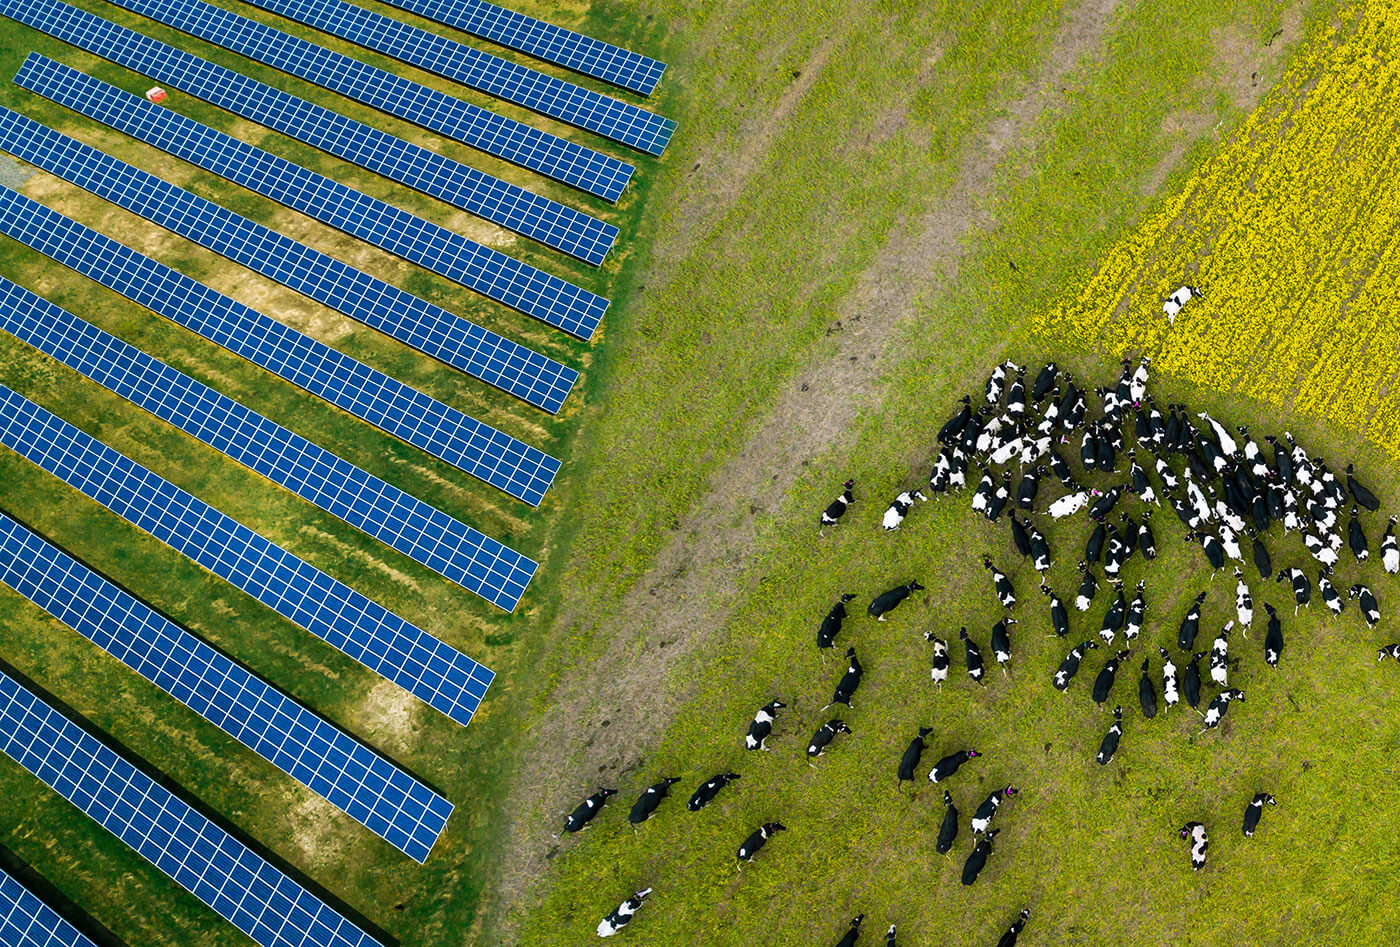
[1038,0,1400,449]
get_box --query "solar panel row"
[0,0,617,264]
[0,186,562,517]
[0,670,387,947]
[10,62,607,341]
[240,0,675,154]
[372,0,665,96]
[0,511,451,862]
[0,867,98,947]
[0,275,535,608]
[0,384,497,724]
[104,0,636,200]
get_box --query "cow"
[817,593,859,651]
[970,786,1019,835]
[996,909,1032,947]
[687,773,741,812]
[1138,658,1158,720]
[1053,640,1099,691]
[897,726,934,790]
[925,634,951,685]
[825,648,864,709]
[1179,821,1209,870]
[1199,689,1244,730]
[869,582,925,621]
[596,888,653,937]
[564,787,617,833]
[821,480,856,533]
[936,790,959,854]
[1095,706,1123,765]
[1092,650,1131,707]
[628,777,682,825]
[807,719,852,762]
[962,627,986,684]
[961,828,1001,885]
[882,490,928,530]
[929,749,981,784]
[736,822,787,866]
[1263,603,1284,667]
[1242,792,1276,837]
[745,700,787,751]
[1350,584,1381,627]
[1158,647,1179,708]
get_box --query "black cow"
[1346,463,1380,512]
[936,790,959,854]
[821,479,856,533]
[825,648,864,709]
[961,627,986,684]
[991,618,1014,675]
[563,787,616,833]
[1350,584,1381,627]
[1349,507,1369,561]
[628,777,682,825]
[736,822,786,865]
[1075,562,1099,612]
[808,719,852,761]
[869,581,925,621]
[687,773,740,812]
[1095,706,1123,765]
[1182,651,1207,708]
[1092,650,1130,706]
[834,915,864,947]
[1263,603,1284,667]
[1138,658,1157,719]
[897,726,933,790]
[961,828,1001,885]
[982,557,1017,607]
[1053,640,1098,691]
[996,909,1032,947]
[1243,792,1275,837]
[928,749,981,784]
[817,593,859,650]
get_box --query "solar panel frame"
[103,0,636,200]
[0,0,617,262]
[236,0,674,154]
[0,185,561,522]
[0,867,99,947]
[0,274,535,609]
[6,76,600,372]
[371,0,665,96]
[0,510,452,862]
[0,670,388,947]
[0,384,497,725]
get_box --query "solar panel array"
[105,0,636,200]
[0,511,452,862]
[239,0,674,154]
[8,67,607,342]
[0,867,98,947]
[0,0,618,263]
[0,670,388,947]
[0,275,536,605]
[0,384,498,724]
[0,186,562,513]
[373,0,665,96]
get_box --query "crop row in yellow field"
[1037,0,1400,451]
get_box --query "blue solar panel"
[238,0,674,155]
[0,511,452,862]
[0,0,617,263]
[0,275,536,610]
[373,0,665,96]
[0,384,497,724]
[0,867,98,947]
[4,72,602,367]
[0,186,562,515]
[0,670,387,947]
[104,0,636,200]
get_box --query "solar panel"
[0,384,497,725]
[0,511,452,862]
[7,67,607,342]
[0,670,387,947]
[0,275,535,609]
[0,186,562,516]
[103,0,636,200]
[237,0,674,155]
[372,0,665,96]
[0,867,98,947]
[0,0,617,264]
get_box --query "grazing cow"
[897,726,934,790]
[1093,650,1131,706]
[1033,362,1058,402]
[1156,455,1180,491]
[817,593,859,650]
[1010,513,1032,558]
[826,648,864,709]
[1090,486,1124,522]
[1210,623,1234,686]
[1140,512,1159,560]
[882,491,927,531]
[961,828,1001,885]
[1346,463,1380,512]
[1200,689,1244,730]
[988,472,1013,521]
[939,395,972,444]
[1179,821,1209,870]
[936,789,960,854]
[1234,570,1253,630]
[929,749,981,784]
[807,719,852,761]
[997,909,1032,947]
[1053,640,1099,691]
[1383,516,1399,573]
[1095,706,1123,765]
[1178,592,1207,650]
[1007,369,1028,416]
[1318,573,1344,616]
[1277,568,1312,613]
[1138,658,1158,719]
[564,787,617,833]
[1183,651,1207,708]
[745,700,787,751]
[1085,522,1107,565]
[1303,532,1339,570]
[971,786,1019,835]
[1048,448,1076,487]
[1377,644,1400,662]
[1103,525,1127,579]
[821,480,856,533]
[1263,603,1284,668]
[1043,584,1070,637]
[1016,466,1042,510]
[1252,534,1273,579]
[834,915,864,947]
[1159,648,1179,708]
[1076,562,1099,612]
[628,777,682,825]
[1350,584,1381,627]
[1028,523,1052,573]
[1050,490,1091,519]
[991,619,1014,675]
[925,634,951,685]
[929,449,954,494]
[687,773,741,812]
[1099,586,1126,645]
[869,582,925,621]
[884,924,898,946]
[736,822,786,865]
[1198,410,1237,457]
[596,888,653,937]
[1349,507,1369,560]
[986,363,1008,404]
[982,557,1017,608]
[1243,792,1276,837]
[961,627,986,684]
[1124,582,1146,644]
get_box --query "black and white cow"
[1199,689,1244,730]
[1099,585,1126,645]
[940,396,972,444]
[1377,644,1400,663]
[825,648,864,709]
[834,915,864,947]
[1092,650,1130,707]
[991,618,1014,675]
[1028,522,1052,573]
[1278,568,1312,613]
[564,787,617,833]
[736,822,786,865]
[1043,583,1070,637]
[925,634,950,685]
[882,490,927,531]
[936,790,959,854]
[1138,657,1158,720]
[1053,640,1099,691]
[745,700,787,751]
[1075,562,1099,612]
[961,627,986,684]
[1033,362,1058,402]
[869,582,925,621]
[1210,623,1233,686]
[1350,584,1381,627]
[897,726,934,790]
[1016,467,1042,510]
[1242,792,1275,837]
[961,828,1001,886]
[596,887,653,937]
[1095,706,1123,765]
[971,786,1019,835]
[996,909,1032,947]
[1049,490,1091,519]
[1183,651,1207,708]
[1158,648,1179,708]
[1234,569,1253,630]
[807,719,852,761]
[1382,516,1399,574]
[628,777,682,825]
[1140,511,1158,560]
[1318,572,1344,616]
[687,773,741,812]
[1178,821,1209,870]
[982,557,1017,608]
[985,363,1008,404]
[929,749,981,784]
[817,593,859,651]
[884,923,898,946]
[1263,603,1284,668]
[821,480,856,533]
[1124,582,1146,644]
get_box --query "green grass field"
[2,0,1396,944]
